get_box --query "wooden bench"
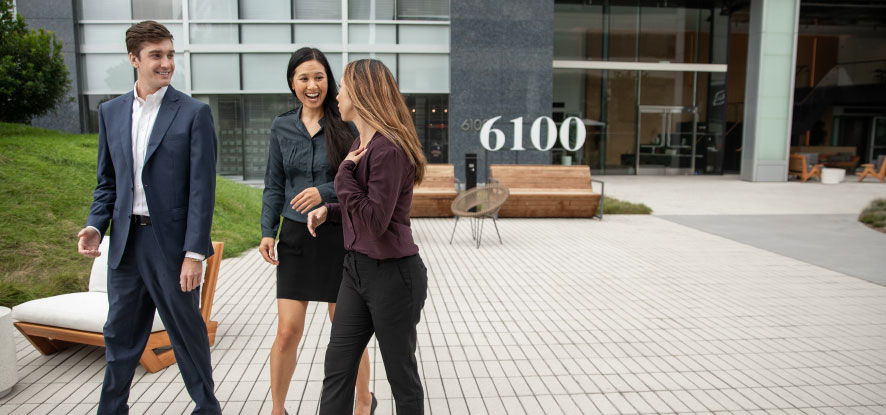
[489,164,603,218]
[411,164,458,217]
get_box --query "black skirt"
[276,217,346,302]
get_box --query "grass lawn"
[0,122,262,308]
[601,196,652,215]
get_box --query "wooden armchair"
[12,240,224,373]
[788,153,823,182]
[857,155,886,183]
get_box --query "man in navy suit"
[76,21,220,414]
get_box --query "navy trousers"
[98,223,220,415]
[320,251,428,414]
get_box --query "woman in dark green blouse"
[259,47,375,415]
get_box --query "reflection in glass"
[190,24,238,44]
[242,25,291,44]
[294,0,341,20]
[81,25,129,46]
[399,54,449,93]
[78,0,130,20]
[191,54,240,91]
[83,95,116,133]
[604,70,639,173]
[553,69,599,168]
[404,94,449,164]
[638,7,700,64]
[242,0,290,19]
[349,54,397,79]
[398,26,449,45]
[132,0,182,20]
[348,25,397,45]
[242,54,291,91]
[325,53,343,85]
[82,54,133,92]
[243,95,297,180]
[552,1,728,175]
[397,0,449,20]
[294,24,341,45]
[196,95,246,177]
[609,6,639,61]
[349,0,394,20]
[553,3,603,60]
[190,0,237,19]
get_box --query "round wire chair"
[448,183,510,248]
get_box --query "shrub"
[859,198,886,230]
[0,0,72,124]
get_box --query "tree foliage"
[0,0,71,124]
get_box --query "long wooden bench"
[411,164,458,217]
[489,164,603,218]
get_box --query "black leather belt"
[132,215,151,226]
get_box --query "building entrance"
[636,105,698,175]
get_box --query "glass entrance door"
[636,105,698,174]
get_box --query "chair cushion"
[12,292,165,333]
[88,237,110,293]
[88,237,206,293]
[797,152,818,168]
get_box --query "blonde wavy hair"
[342,59,426,184]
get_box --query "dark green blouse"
[261,107,340,237]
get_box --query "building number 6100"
[479,116,586,152]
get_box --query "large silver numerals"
[479,116,586,152]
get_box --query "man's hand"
[290,187,322,214]
[259,237,279,266]
[345,146,367,165]
[307,205,328,237]
[180,259,203,292]
[77,228,101,258]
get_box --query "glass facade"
[553,0,730,175]
[78,0,450,180]
[789,2,886,166]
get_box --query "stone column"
[449,0,553,184]
[740,0,801,182]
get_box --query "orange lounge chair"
[857,155,886,183]
[788,153,823,182]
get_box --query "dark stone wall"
[449,0,553,183]
[17,0,83,133]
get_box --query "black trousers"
[320,251,428,414]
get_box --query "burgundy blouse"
[326,132,419,260]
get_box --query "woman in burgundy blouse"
[307,59,428,414]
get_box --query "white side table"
[821,167,845,184]
[0,306,17,398]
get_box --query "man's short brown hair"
[125,20,173,57]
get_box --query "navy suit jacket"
[86,86,217,269]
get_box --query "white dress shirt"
[131,84,166,216]
[88,83,203,262]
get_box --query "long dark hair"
[286,47,353,172]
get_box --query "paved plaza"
[2,176,886,414]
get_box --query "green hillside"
[0,122,262,307]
